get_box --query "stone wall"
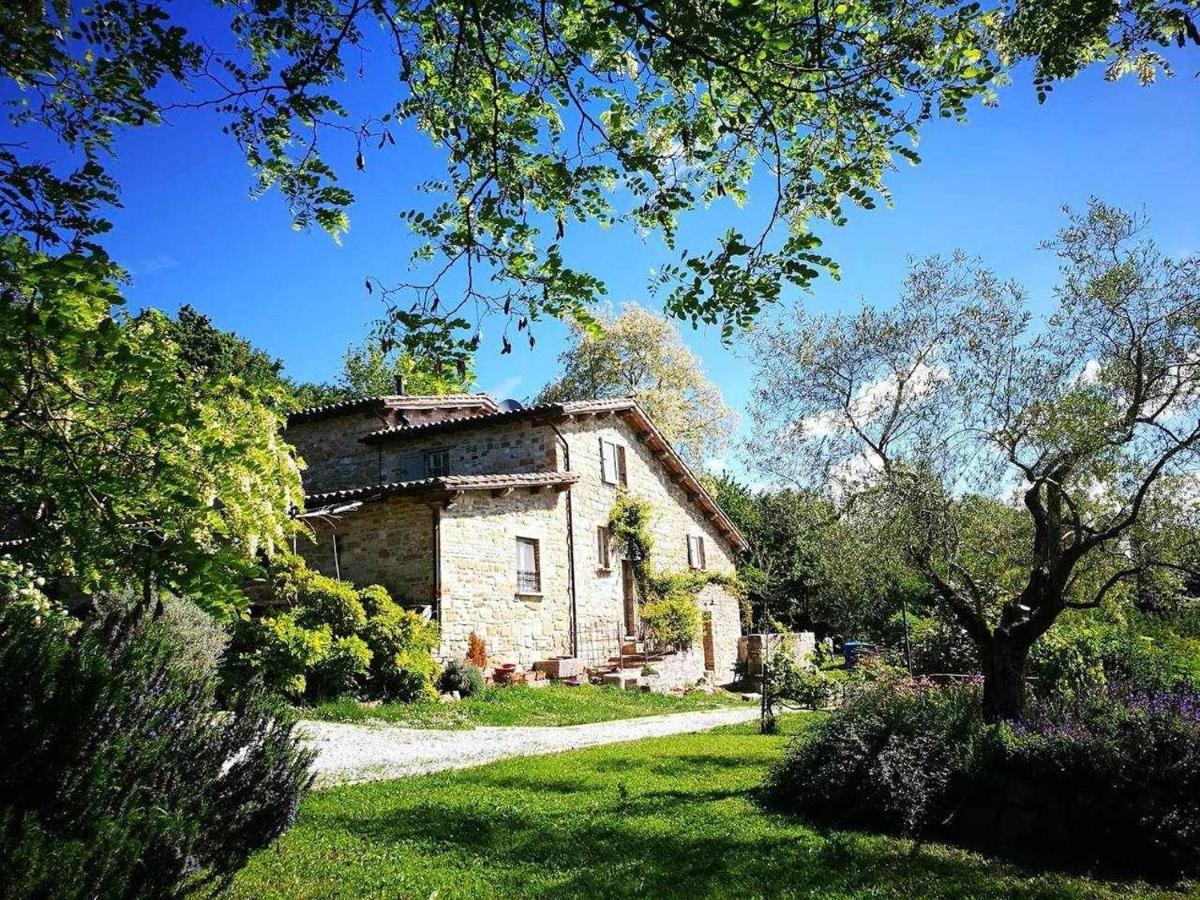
[558,416,742,669]
[439,489,573,666]
[377,419,557,483]
[286,409,386,494]
[297,495,435,605]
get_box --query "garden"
[4,0,1200,897]
[226,715,1194,899]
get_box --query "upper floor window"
[516,537,541,594]
[600,438,627,486]
[596,525,612,571]
[424,448,451,478]
[687,534,707,570]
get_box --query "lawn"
[303,683,748,729]
[227,716,1191,899]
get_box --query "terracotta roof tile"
[303,471,579,506]
[288,393,498,425]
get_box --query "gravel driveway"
[301,705,761,786]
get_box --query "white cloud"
[796,363,947,440]
[134,254,178,275]
[486,375,523,399]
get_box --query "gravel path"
[301,705,761,786]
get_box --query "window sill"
[515,591,544,600]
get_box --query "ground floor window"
[596,525,611,570]
[516,537,541,593]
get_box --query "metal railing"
[516,569,541,593]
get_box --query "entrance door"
[702,612,716,671]
[622,560,638,637]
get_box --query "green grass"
[227,716,1192,899]
[303,683,748,729]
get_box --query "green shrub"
[363,606,440,701]
[358,583,400,619]
[283,564,367,636]
[764,681,988,833]
[228,612,332,699]
[901,614,977,675]
[438,658,485,697]
[641,593,700,651]
[222,559,440,704]
[769,653,839,709]
[0,571,313,898]
[311,634,372,699]
[1028,625,1107,712]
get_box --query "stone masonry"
[290,396,748,682]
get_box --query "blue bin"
[843,641,862,669]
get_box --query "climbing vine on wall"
[607,492,746,651]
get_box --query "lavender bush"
[0,584,314,899]
[764,678,1200,878]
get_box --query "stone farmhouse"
[286,390,749,685]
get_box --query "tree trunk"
[981,634,1031,723]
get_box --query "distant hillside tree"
[538,305,737,466]
[291,340,475,409]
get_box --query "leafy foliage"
[0,563,313,898]
[0,238,303,618]
[749,201,1200,719]
[765,679,1200,878]
[291,339,476,410]
[437,658,485,698]
[222,554,439,702]
[704,473,932,635]
[4,0,1196,364]
[608,491,655,583]
[998,0,1200,101]
[538,304,737,464]
[640,594,702,652]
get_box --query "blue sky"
[82,44,1199,473]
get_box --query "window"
[424,448,450,478]
[600,439,627,486]
[687,534,707,570]
[597,525,611,570]
[516,537,541,593]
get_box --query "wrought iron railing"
[516,569,541,593]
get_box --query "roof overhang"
[287,393,500,426]
[302,471,579,514]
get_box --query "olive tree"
[748,200,1200,721]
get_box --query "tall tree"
[0,239,304,617]
[7,1,1193,360]
[705,471,931,636]
[290,340,476,409]
[748,201,1200,721]
[538,304,737,465]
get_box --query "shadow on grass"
[307,739,1141,899]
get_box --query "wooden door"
[702,612,716,671]
[622,560,637,637]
